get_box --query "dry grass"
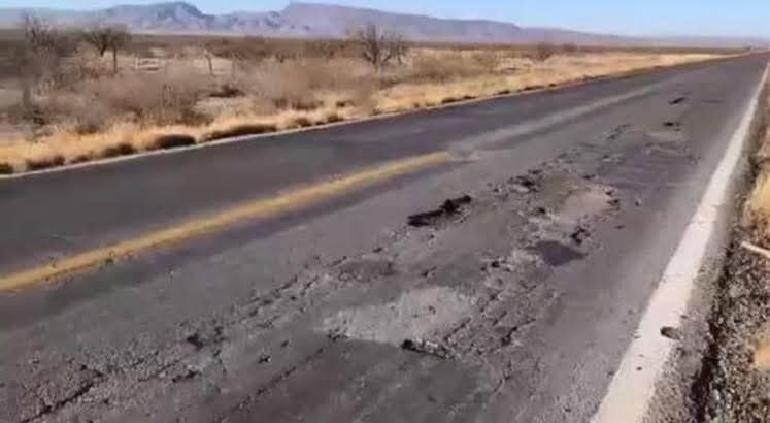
[749,172,770,230]
[748,124,770,233]
[376,52,714,111]
[746,90,770,236]
[0,40,727,173]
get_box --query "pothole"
[647,130,686,144]
[321,286,474,346]
[556,184,615,227]
[529,240,585,266]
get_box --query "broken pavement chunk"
[660,326,681,340]
[408,195,472,227]
[570,225,591,245]
[663,121,682,131]
[508,174,540,193]
[401,338,454,359]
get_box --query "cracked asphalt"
[0,54,768,422]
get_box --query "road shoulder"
[593,64,769,423]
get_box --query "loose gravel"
[693,227,770,422]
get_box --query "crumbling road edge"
[593,63,770,423]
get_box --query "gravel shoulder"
[682,89,770,422]
[695,228,770,422]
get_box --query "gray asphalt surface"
[0,54,768,422]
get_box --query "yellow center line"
[0,152,452,292]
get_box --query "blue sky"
[0,0,768,38]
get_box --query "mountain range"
[0,1,766,47]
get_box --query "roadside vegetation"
[749,122,770,229]
[690,85,770,422]
[0,17,732,173]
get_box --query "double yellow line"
[0,152,451,292]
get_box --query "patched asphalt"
[0,54,768,422]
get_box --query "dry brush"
[0,21,730,174]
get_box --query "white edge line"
[593,62,770,423]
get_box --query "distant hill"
[0,1,765,47]
[0,1,636,44]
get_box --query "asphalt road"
[0,54,768,422]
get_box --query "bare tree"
[82,25,131,73]
[17,14,71,112]
[387,33,409,65]
[529,42,557,63]
[561,43,579,54]
[199,40,219,76]
[306,40,341,60]
[352,24,405,70]
[23,14,57,51]
[203,48,215,76]
[82,26,111,57]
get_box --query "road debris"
[570,225,591,245]
[508,173,541,194]
[660,326,681,340]
[172,367,202,383]
[663,121,682,131]
[184,326,226,351]
[401,338,455,359]
[408,195,472,227]
[739,240,770,261]
[607,124,632,141]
